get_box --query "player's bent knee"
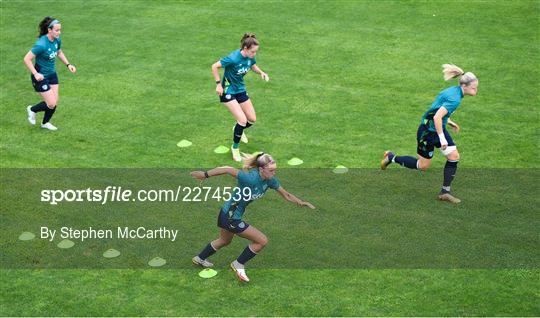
[259,236,268,247]
[448,150,460,161]
[247,117,256,124]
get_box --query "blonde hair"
[242,152,275,170]
[442,64,478,86]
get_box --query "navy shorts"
[31,73,59,93]
[416,124,455,159]
[217,209,250,234]
[219,91,250,104]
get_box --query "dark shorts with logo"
[416,124,455,159]
[31,72,59,93]
[219,91,250,104]
[217,209,250,234]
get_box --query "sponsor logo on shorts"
[429,151,434,157]
[238,222,245,229]
[42,85,48,90]
[225,94,231,99]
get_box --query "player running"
[211,33,270,162]
[381,64,479,203]
[23,16,77,131]
[191,152,315,282]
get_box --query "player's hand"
[301,201,315,209]
[68,64,77,73]
[451,124,460,133]
[33,73,44,81]
[190,171,206,181]
[261,72,269,82]
[216,85,223,96]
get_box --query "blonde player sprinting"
[381,64,479,203]
[191,152,315,282]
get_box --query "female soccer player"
[381,64,479,203]
[191,152,315,282]
[211,33,270,162]
[23,16,77,131]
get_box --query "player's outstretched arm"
[276,186,315,209]
[190,166,239,180]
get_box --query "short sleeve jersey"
[421,86,464,132]
[221,168,280,220]
[31,35,61,76]
[219,49,256,95]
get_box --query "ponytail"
[242,152,275,170]
[38,16,56,37]
[442,64,478,86]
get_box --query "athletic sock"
[443,160,458,189]
[236,245,257,265]
[232,142,239,149]
[30,101,48,113]
[233,123,246,144]
[42,106,56,124]
[198,243,217,260]
[394,156,418,169]
[245,121,253,129]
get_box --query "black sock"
[237,245,257,265]
[30,101,48,113]
[442,160,458,190]
[394,156,418,169]
[233,123,246,144]
[42,106,56,124]
[245,121,253,129]
[198,243,217,260]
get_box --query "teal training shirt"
[221,168,280,220]
[421,86,464,132]
[219,49,256,95]
[31,35,61,77]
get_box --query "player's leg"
[27,76,54,126]
[230,225,267,282]
[193,229,235,268]
[438,131,461,203]
[41,84,59,127]
[238,94,256,143]
[223,99,247,161]
[381,124,433,170]
[37,88,58,130]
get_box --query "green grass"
[1,0,539,316]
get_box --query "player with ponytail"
[190,152,315,282]
[381,64,479,203]
[211,33,270,162]
[23,16,77,131]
